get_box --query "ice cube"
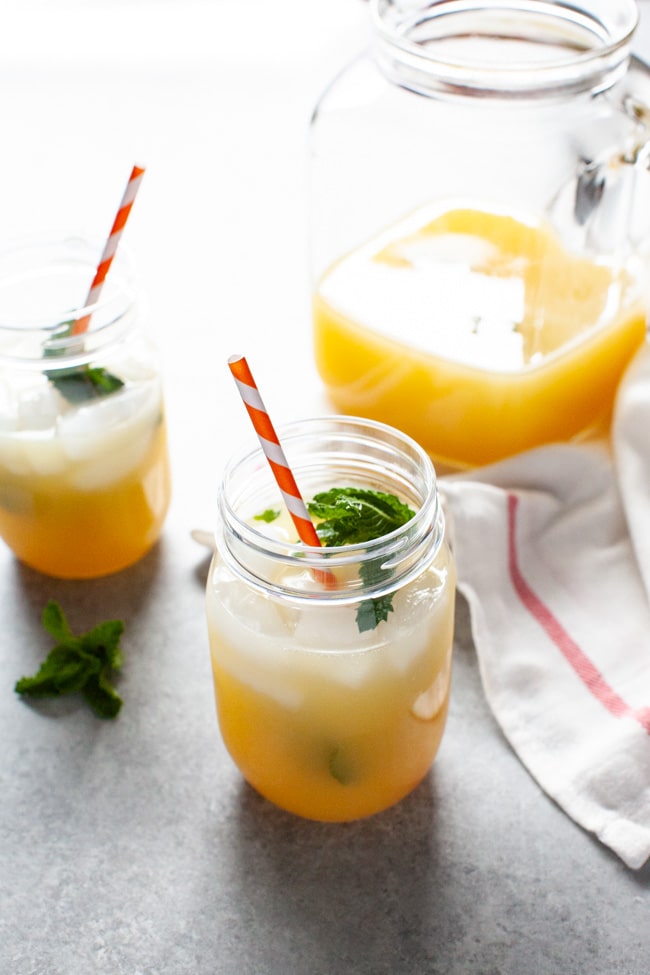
[292,602,358,651]
[291,603,380,687]
[110,356,157,384]
[69,427,151,490]
[17,382,59,432]
[58,399,125,460]
[0,378,18,432]
[384,587,453,674]
[263,522,294,542]
[0,436,30,476]
[207,582,304,709]
[410,653,451,721]
[20,431,68,476]
[216,581,291,644]
[222,656,304,711]
[58,385,154,462]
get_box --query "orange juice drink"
[0,235,171,578]
[313,206,647,468]
[206,417,455,821]
[0,377,170,578]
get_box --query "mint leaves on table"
[15,601,125,719]
[307,487,415,633]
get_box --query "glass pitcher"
[309,0,650,468]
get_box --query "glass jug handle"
[548,56,650,258]
[617,55,650,252]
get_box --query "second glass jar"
[0,234,171,578]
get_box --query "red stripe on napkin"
[507,492,650,736]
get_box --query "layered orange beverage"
[206,417,455,821]
[0,236,171,578]
[313,206,647,467]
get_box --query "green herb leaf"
[328,745,357,785]
[82,671,123,720]
[254,508,281,524]
[308,487,414,546]
[356,593,394,632]
[307,487,415,633]
[42,599,75,644]
[15,601,125,719]
[85,367,124,394]
[47,367,124,404]
[43,324,124,403]
[14,646,97,697]
[80,619,125,670]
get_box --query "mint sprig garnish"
[355,586,395,632]
[307,487,414,545]
[46,366,124,404]
[15,601,125,718]
[44,321,124,404]
[307,487,415,633]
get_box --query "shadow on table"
[10,531,165,597]
[224,771,456,972]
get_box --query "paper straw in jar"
[227,354,326,552]
[72,164,146,335]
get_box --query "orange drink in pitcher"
[309,0,650,467]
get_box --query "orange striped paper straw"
[72,164,146,335]
[228,354,325,552]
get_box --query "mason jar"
[310,0,650,468]
[205,416,455,822]
[0,234,171,578]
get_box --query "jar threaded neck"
[372,0,639,98]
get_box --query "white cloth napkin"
[441,342,650,870]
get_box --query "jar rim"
[216,415,445,601]
[0,233,138,366]
[371,0,639,98]
[0,233,137,334]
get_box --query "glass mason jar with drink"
[310,0,650,468]
[206,415,455,822]
[0,234,171,578]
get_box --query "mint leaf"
[42,599,75,644]
[356,593,394,632]
[308,487,415,632]
[254,508,281,524]
[328,745,357,785]
[356,555,398,631]
[83,671,123,719]
[15,601,125,719]
[308,487,414,546]
[80,619,125,670]
[44,325,124,403]
[47,367,124,404]
[14,646,94,697]
[85,367,123,394]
